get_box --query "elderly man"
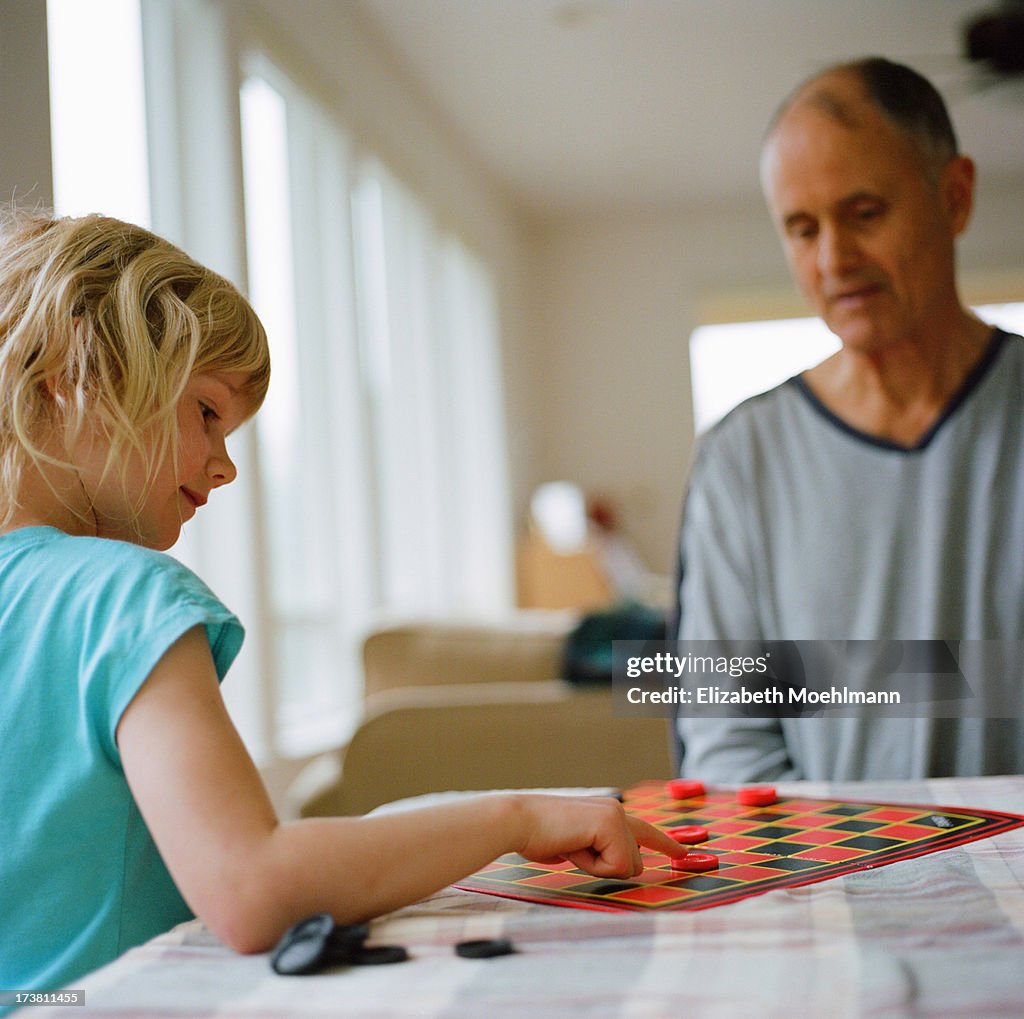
[673,57,1024,781]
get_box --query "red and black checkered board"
[454,781,1024,912]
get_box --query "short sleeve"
[70,544,244,765]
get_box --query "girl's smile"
[75,370,252,550]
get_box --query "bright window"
[978,302,1024,336]
[689,303,1024,434]
[46,0,149,225]
[351,161,512,615]
[688,317,839,435]
[45,5,515,768]
[240,64,512,756]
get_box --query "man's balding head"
[765,58,959,183]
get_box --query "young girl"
[0,211,684,999]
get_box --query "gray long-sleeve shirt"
[675,328,1024,781]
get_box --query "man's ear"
[941,154,976,237]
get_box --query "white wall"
[233,5,1024,580]
[527,197,788,573]
[526,176,1024,575]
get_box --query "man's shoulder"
[967,327,1024,416]
[995,327,1024,368]
[696,377,804,457]
[682,379,814,500]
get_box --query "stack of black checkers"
[271,914,408,975]
[271,915,517,976]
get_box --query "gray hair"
[766,57,959,181]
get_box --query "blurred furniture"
[515,482,665,611]
[68,775,1024,1017]
[515,530,614,610]
[296,616,674,817]
[515,481,614,610]
[361,616,570,696]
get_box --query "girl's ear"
[42,375,75,421]
[43,375,66,411]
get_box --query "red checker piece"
[670,852,719,873]
[736,785,777,807]
[665,779,706,800]
[666,825,709,845]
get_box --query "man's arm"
[674,436,797,782]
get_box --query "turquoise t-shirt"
[0,527,243,1009]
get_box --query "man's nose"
[817,223,860,277]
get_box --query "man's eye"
[854,204,884,222]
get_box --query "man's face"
[761,79,972,354]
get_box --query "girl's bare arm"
[117,625,686,953]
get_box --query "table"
[39,776,1024,1018]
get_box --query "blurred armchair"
[295,616,674,817]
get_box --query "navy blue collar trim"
[790,328,1008,453]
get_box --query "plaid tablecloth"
[37,776,1024,1018]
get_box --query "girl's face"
[77,371,252,550]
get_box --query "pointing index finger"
[627,815,691,859]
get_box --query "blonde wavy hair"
[0,211,270,531]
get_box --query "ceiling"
[355,0,1024,217]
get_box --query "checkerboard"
[455,781,1024,911]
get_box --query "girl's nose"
[208,443,238,488]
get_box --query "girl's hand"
[510,794,689,878]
